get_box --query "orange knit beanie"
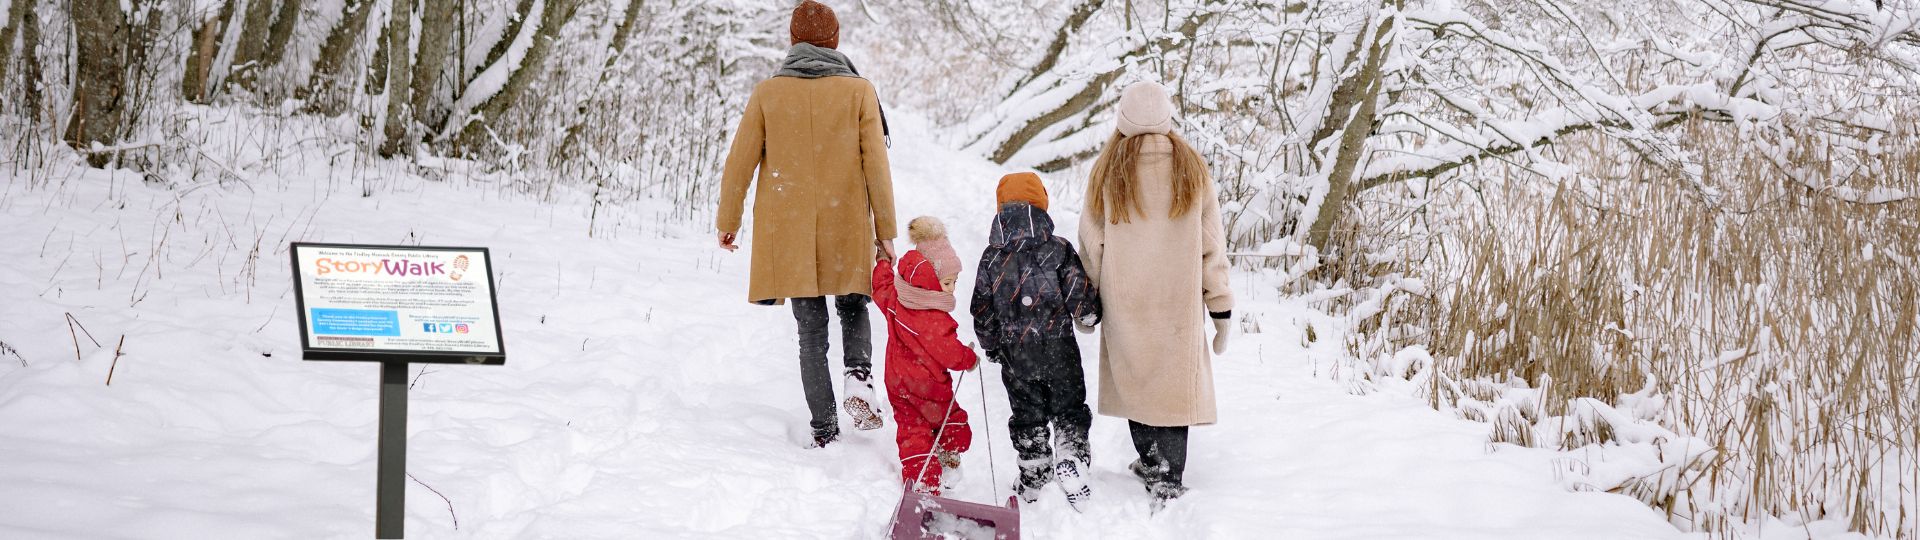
[996,172,1049,212]
[790,1,840,50]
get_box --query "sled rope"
[979,366,999,502]
[888,371,968,534]
[909,371,967,488]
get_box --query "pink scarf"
[897,280,956,312]
[897,239,961,312]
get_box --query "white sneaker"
[843,372,884,430]
[1055,458,1092,512]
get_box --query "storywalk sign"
[291,243,506,539]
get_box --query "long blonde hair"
[1086,131,1211,224]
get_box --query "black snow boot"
[811,425,841,449]
[1013,459,1053,503]
[1128,421,1191,503]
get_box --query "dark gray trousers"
[999,337,1093,488]
[792,295,872,435]
[1129,421,1190,489]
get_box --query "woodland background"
[2,0,1917,537]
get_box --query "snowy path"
[0,120,1689,539]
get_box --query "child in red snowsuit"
[872,216,979,494]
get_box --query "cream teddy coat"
[1079,134,1234,427]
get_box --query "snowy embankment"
[1,113,1698,539]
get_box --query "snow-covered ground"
[1,116,1700,539]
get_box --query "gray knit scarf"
[774,43,890,141]
[776,43,860,79]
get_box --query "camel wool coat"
[1079,134,1234,427]
[718,76,896,303]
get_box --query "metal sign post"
[377,361,409,538]
[289,243,508,539]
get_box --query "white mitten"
[1074,315,1098,335]
[1211,317,1232,355]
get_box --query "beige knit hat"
[1116,81,1175,136]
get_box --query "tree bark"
[226,0,280,93]
[66,0,150,167]
[0,0,32,86]
[454,0,580,153]
[475,0,536,78]
[181,0,235,103]
[556,0,644,159]
[302,0,374,115]
[434,0,535,135]
[979,1,1220,166]
[256,0,305,84]
[1006,0,1106,96]
[1305,12,1394,251]
[408,0,457,141]
[377,0,415,157]
[2,0,42,121]
[17,0,38,121]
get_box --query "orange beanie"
[996,172,1049,212]
[790,1,840,50]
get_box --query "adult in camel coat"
[1078,81,1234,503]
[716,1,896,448]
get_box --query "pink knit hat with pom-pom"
[908,217,961,281]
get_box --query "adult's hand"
[875,240,896,261]
[718,232,739,252]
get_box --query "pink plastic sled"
[889,486,1021,540]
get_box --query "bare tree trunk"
[432,0,534,135]
[556,0,645,159]
[1,0,42,123]
[407,0,457,143]
[975,2,1220,167]
[181,0,235,103]
[378,0,415,157]
[366,3,391,96]
[302,0,373,115]
[18,1,39,122]
[1305,12,1394,251]
[66,0,152,167]
[476,0,536,75]
[226,0,279,93]
[454,0,581,153]
[254,0,305,98]
[0,0,32,85]
[1007,0,1106,97]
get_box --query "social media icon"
[456,324,470,334]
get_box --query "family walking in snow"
[713,0,1234,511]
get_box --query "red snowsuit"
[872,252,978,493]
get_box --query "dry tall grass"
[1407,122,1920,536]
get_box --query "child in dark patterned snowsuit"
[970,172,1102,507]
[872,217,979,494]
